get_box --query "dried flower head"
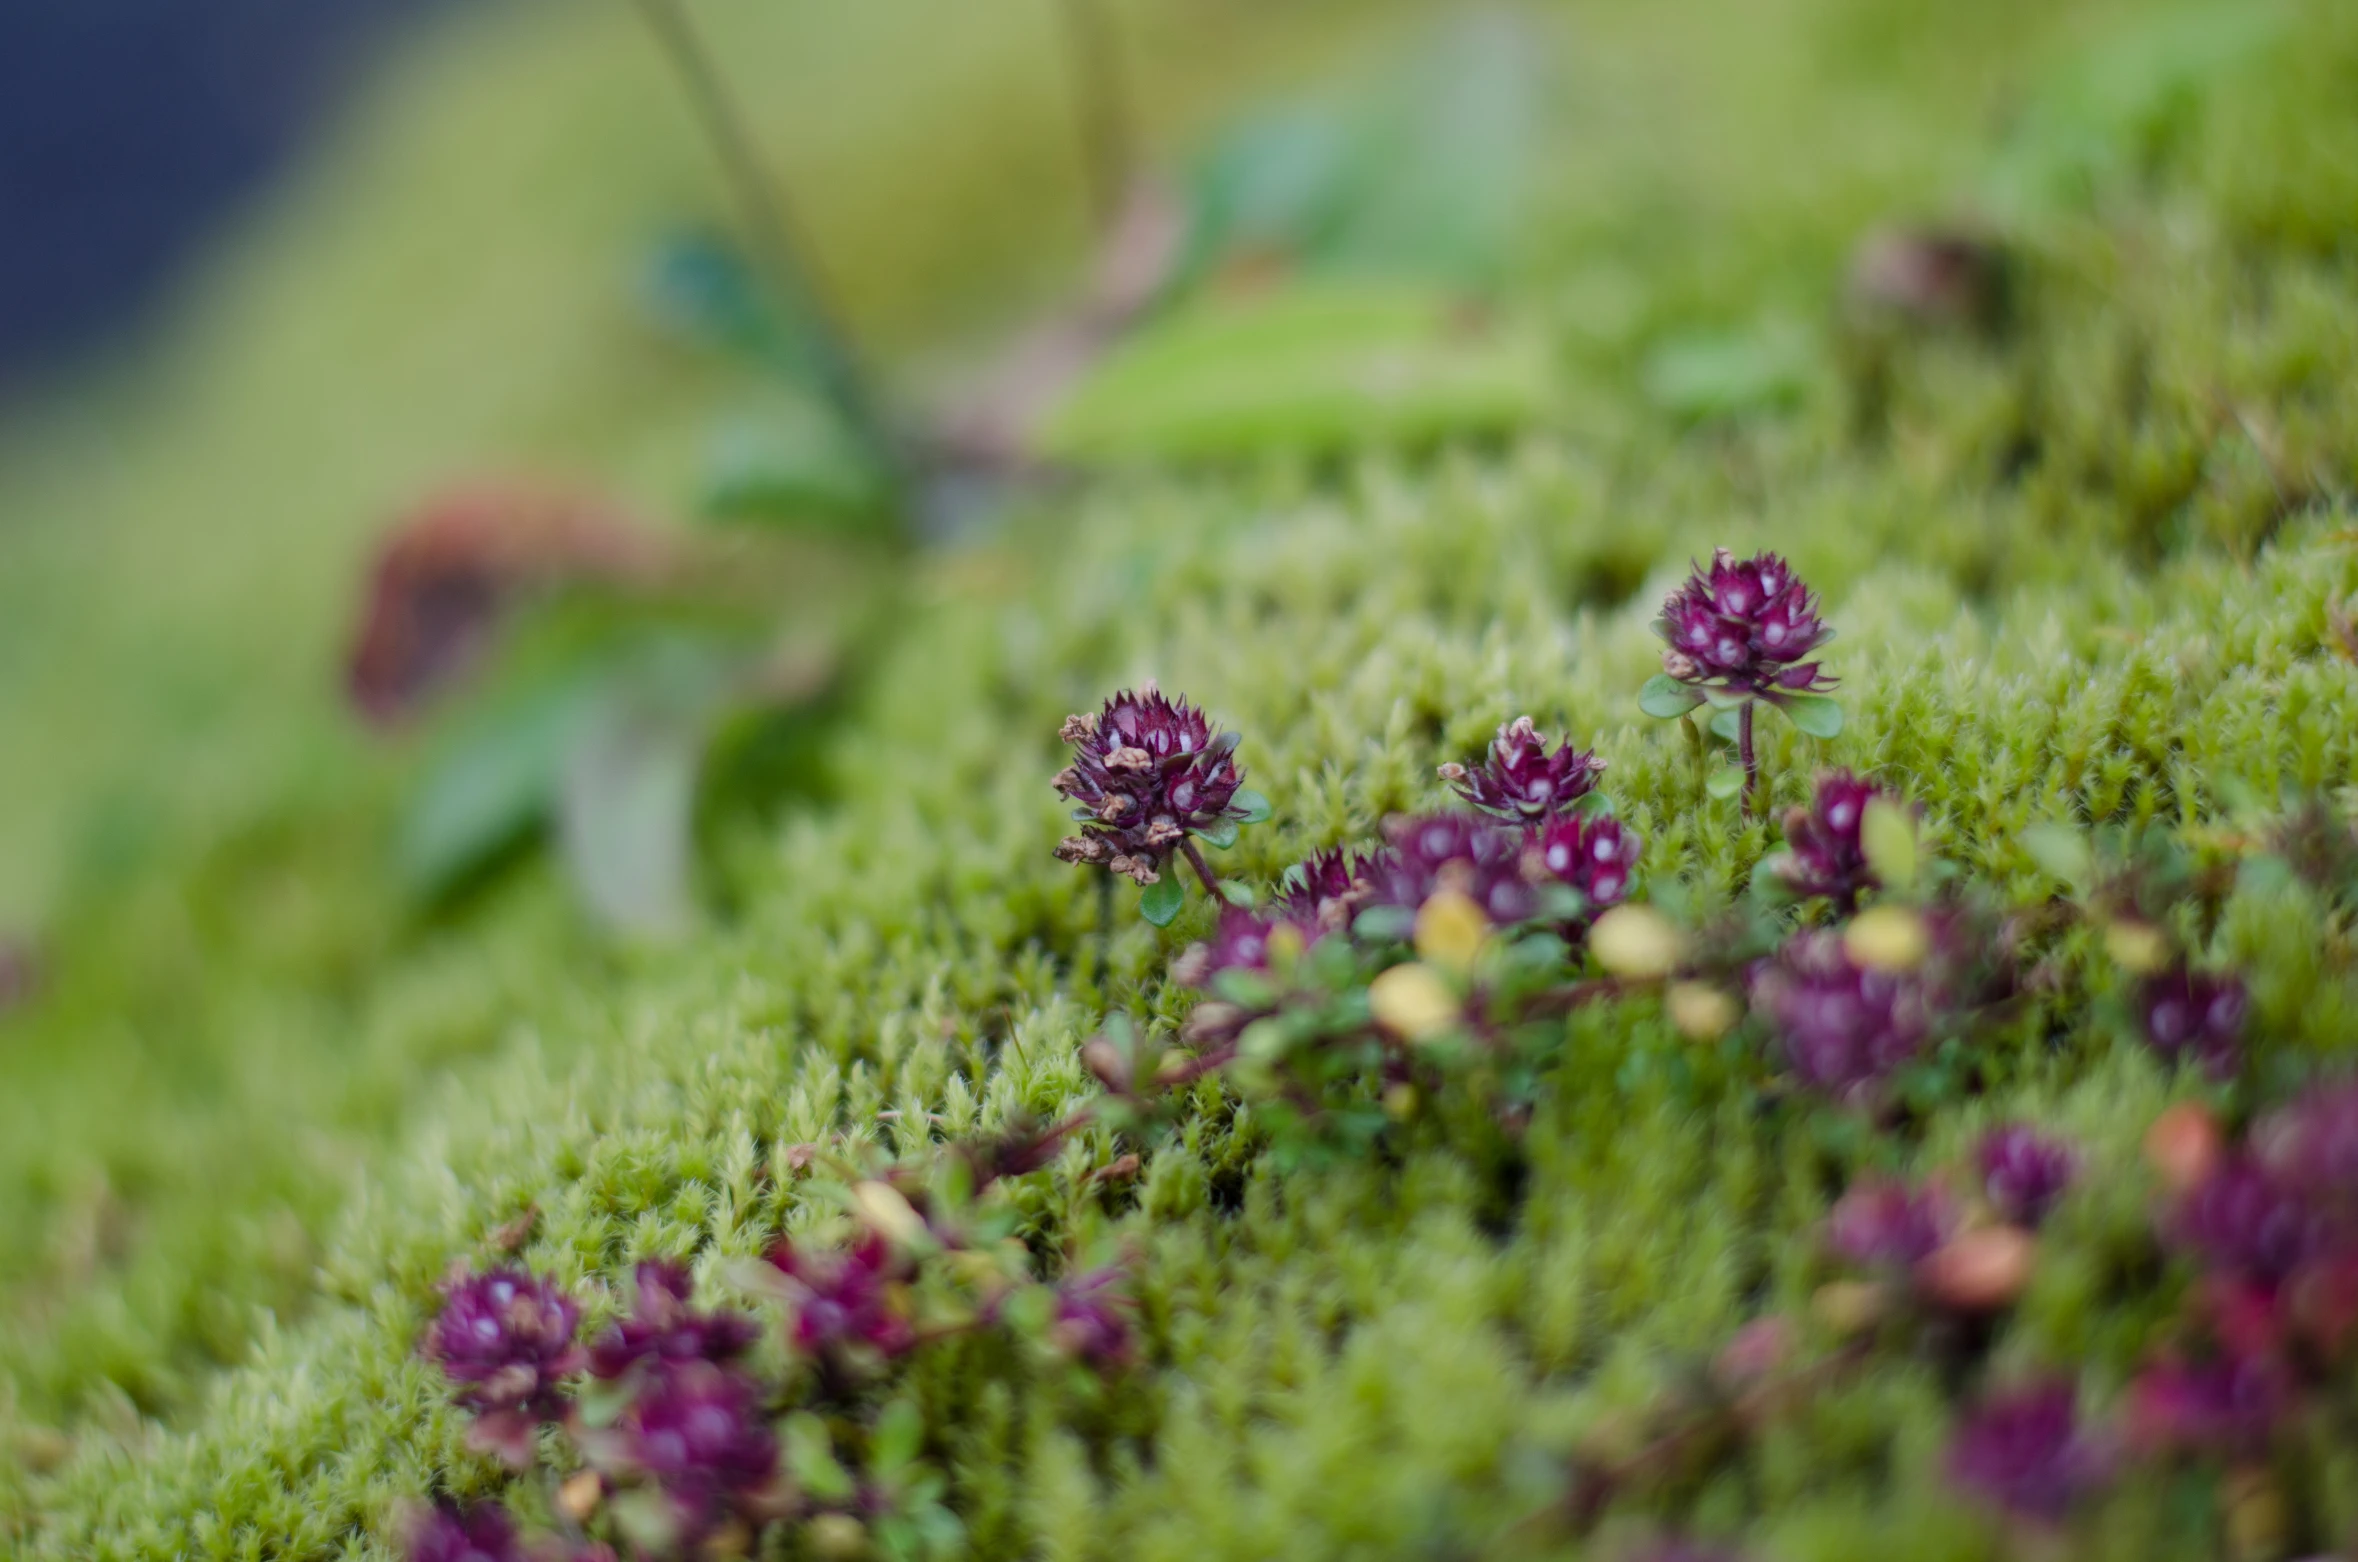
[1052,687,1246,885]
[426,1267,582,1418]
[1367,814,1538,927]
[1749,931,1934,1095]
[1946,1380,2112,1523]
[1773,771,1890,910]
[1654,550,1835,697]
[1827,1178,1954,1270]
[1977,1126,2078,1229]
[2137,968,2247,1080]
[1526,813,1642,920]
[769,1234,917,1362]
[405,1500,527,1562]
[1439,716,1604,821]
[613,1360,781,1538]
[588,1261,759,1381]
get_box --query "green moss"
[8,0,2358,1554]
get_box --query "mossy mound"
[8,0,2358,1556]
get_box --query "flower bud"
[1916,1226,2037,1312]
[2146,1103,2225,1195]
[1369,963,1462,1042]
[1589,905,1684,979]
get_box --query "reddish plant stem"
[1180,839,1222,897]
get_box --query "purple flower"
[2127,1352,2289,1457]
[1439,715,1604,821]
[1366,813,1538,926]
[1654,550,1835,698]
[1946,1380,2112,1523]
[2137,968,2247,1079]
[1526,813,1642,919]
[1278,847,1372,932]
[769,1234,917,1361]
[1827,1177,1954,1269]
[1748,931,1934,1095]
[405,1501,525,1562]
[1977,1126,2078,1229]
[2256,1080,2358,1210]
[425,1267,582,1418]
[1049,1268,1136,1370]
[2169,1158,2336,1287]
[588,1261,759,1381]
[615,1360,780,1537]
[1052,687,1247,886]
[1772,771,1891,911]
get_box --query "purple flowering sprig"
[1052,685,1271,927]
[1639,550,1843,818]
[418,1116,1148,1562]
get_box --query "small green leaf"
[1777,694,1845,739]
[1859,797,1920,893]
[1140,874,1185,926]
[1638,674,1705,719]
[1196,819,1241,850]
[1230,789,1274,824]
[1709,706,1744,742]
[871,1398,925,1479]
[1706,765,1745,800]
[1217,879,1259,908]
[2020,822,2092,888]
[783,1413,857,1503]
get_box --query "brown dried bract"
[346,477,674,724]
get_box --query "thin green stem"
[633,0,902,486]
[1180,840,1221,897]
[1055,0,1135,231]
[1739,701,1760,819]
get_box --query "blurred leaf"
[1638,674,1705,719]
[1140,874,1184,927]
[1860,797,1919,892]
[1231,788,1273,824]
[698,399,894,534]
[1984,3,2288,216]
[1179,10,1547,289]
[1196,819,1240,850]
[555,642,740,939]
[1044,281,1550,463]
[871,1398,925,1480]
[783,1412,856,1503]
[645,232,826,389]
[1708,705,1745,742]
[1641,320,1820,420]
[2020,822,2093,889]
[397,673,604,902]
[1706,765,1745,800]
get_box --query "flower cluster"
[1976,1126,2077,1229]
[418,1136,1137,1561]
[1438,716,1604,821]
[1747,930,1934,1097]
[1654,550,1835,699]
[2136,966,2248,1079]
[1769,770,1892,911]
[1052,687,1248,887]
[1946,1380,2114,1522]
